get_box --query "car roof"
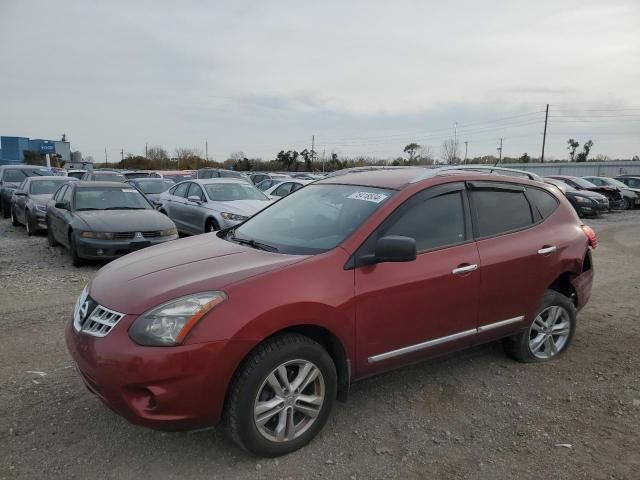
[93,170,124,175]
[194,178,251,185]
[74,181,131,188]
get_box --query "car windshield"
[30,179,69,195]
[94,173,126,182]
[164,174,193,182]
[256,179,284,191]
[135,179,174,194]
[75,187,151,210]
[4,168,49,182]
[231,184,394,255]
[204,183,269,201]
[569,177,598,189]
[603,178,628,188]
[124,172,155,179]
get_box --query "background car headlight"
[80,231,116,239]
[129,292,227,346]
[221,212,248,221]
[574,196,593,204]
[160,227,177,236]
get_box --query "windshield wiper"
[230,235,278,252]
[76,207,102,211]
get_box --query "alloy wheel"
[528,306,571,359]
[253,359,325,443]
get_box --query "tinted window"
[61,185,73,203]
[171,182,190,197]
[30,179,69,195]
[135,179,174,194]
[204,183,268,201]
[273,183,294,197]
[219,170,243,179]
[625,178,640,187]
[74,187,151,210]
[94,172,126,182]
[198,170,217,179]
[67,171,85,179]
[527,187,559,219]
[54,185,68,202]
[585,177,604,186]
[3,168,48,182]
[472,189,534,237]
[188,183,204,200]
[381,191,466,251]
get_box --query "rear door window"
[273,182,294,197]
[172,182,190,198]
[188,183,205,201]
[471,186,534,237]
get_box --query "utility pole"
[464,141,468,164]
[311,135,315,172]
[104,148,108,167]
[321,149,326,174]
[145,143,148,160]
[541,103,549,163]
[205,141,208,161]
[497,138,503,163]
[120,148,124,168]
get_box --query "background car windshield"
[4,169,48,182]
[234,184,393,254]
[205,183,268,201]
[30,180,68,195]
[95,173,126,182]
[75,187,151,210]
[545,179,572,192]
[605,178,629,189]
[136,180,174,194]
[571,177,599,189]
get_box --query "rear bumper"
[571,250,594,312]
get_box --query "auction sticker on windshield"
[347,191,389,203]
[122,189,138,193]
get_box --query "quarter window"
[527,187,559,219]
[472,189,534,237]
[380,191,466,252]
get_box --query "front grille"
[114,232,135,240]
[74,297,124,338]
[141,231,161,238]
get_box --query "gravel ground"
[1,211,639,479]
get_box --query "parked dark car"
[66,168,595,456]
[126,178,175,206]
[615,175,640,189]
[583,176,640,210]
[80,171,127,182]
[46,181,178,266]
[10,176,77,234]
[544,177,609,216]
[546,175,623,208]
[196,168,251,182]
[0,165,52,218]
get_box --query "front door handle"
[538,246,557,255]
[452,264,478,275]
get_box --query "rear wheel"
[620,197,630,210]
[205,218,219,233]
[224,333,337,457]
[505,290,576,363]
[25,211,36,236]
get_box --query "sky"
[1,0,639,162]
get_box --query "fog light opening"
[96,249,104,256]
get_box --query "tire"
[224,333,337,457]
[505,290,576,363]
[69,232,84,267]
[621,197,630,210]
[1,199,9,219]
[47,220,59,246]
[25,211,36,236]
[205,218,219,233]
[10,207,20,227]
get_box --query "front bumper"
[75,234,178,260]
[65,317,233,430]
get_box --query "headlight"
[220,212,248,222]
[129,292,227,346]
[160,227,177,237]
[80,231,116,239]
[36,204,47,212]
[574,196,593,204]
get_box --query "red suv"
[66,168,595,456]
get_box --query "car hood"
[571,190,606,200]
[75,209,175,232]
[207,199,273,217]
[89,233,306,314]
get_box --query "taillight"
[581,225,597,249]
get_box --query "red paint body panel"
[66,171,594,430]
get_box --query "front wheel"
[47,220,59,246]
[224,333,337,457]
[25,212,36,236]
[205,218,219,233]
[69,233,84,267]
[505,290,576,363]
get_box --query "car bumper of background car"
[218,217,243,229]
[35,210,48,229]
[65,319,233,430]
[75,234,178,259]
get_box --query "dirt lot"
[1,211,639,480]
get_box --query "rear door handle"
[538,246,557,255]
[452,264,478,275]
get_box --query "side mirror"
[14,190,27,196]
[187,195,202,204]
[361,235,417,265]
[55,201,69,210]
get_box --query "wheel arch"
[547,272,578,305]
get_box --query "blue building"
[0,136,71,166]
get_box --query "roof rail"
[433,165,543,181]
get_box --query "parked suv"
[66,168,595,457]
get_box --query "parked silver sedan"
[156,178,273,234]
